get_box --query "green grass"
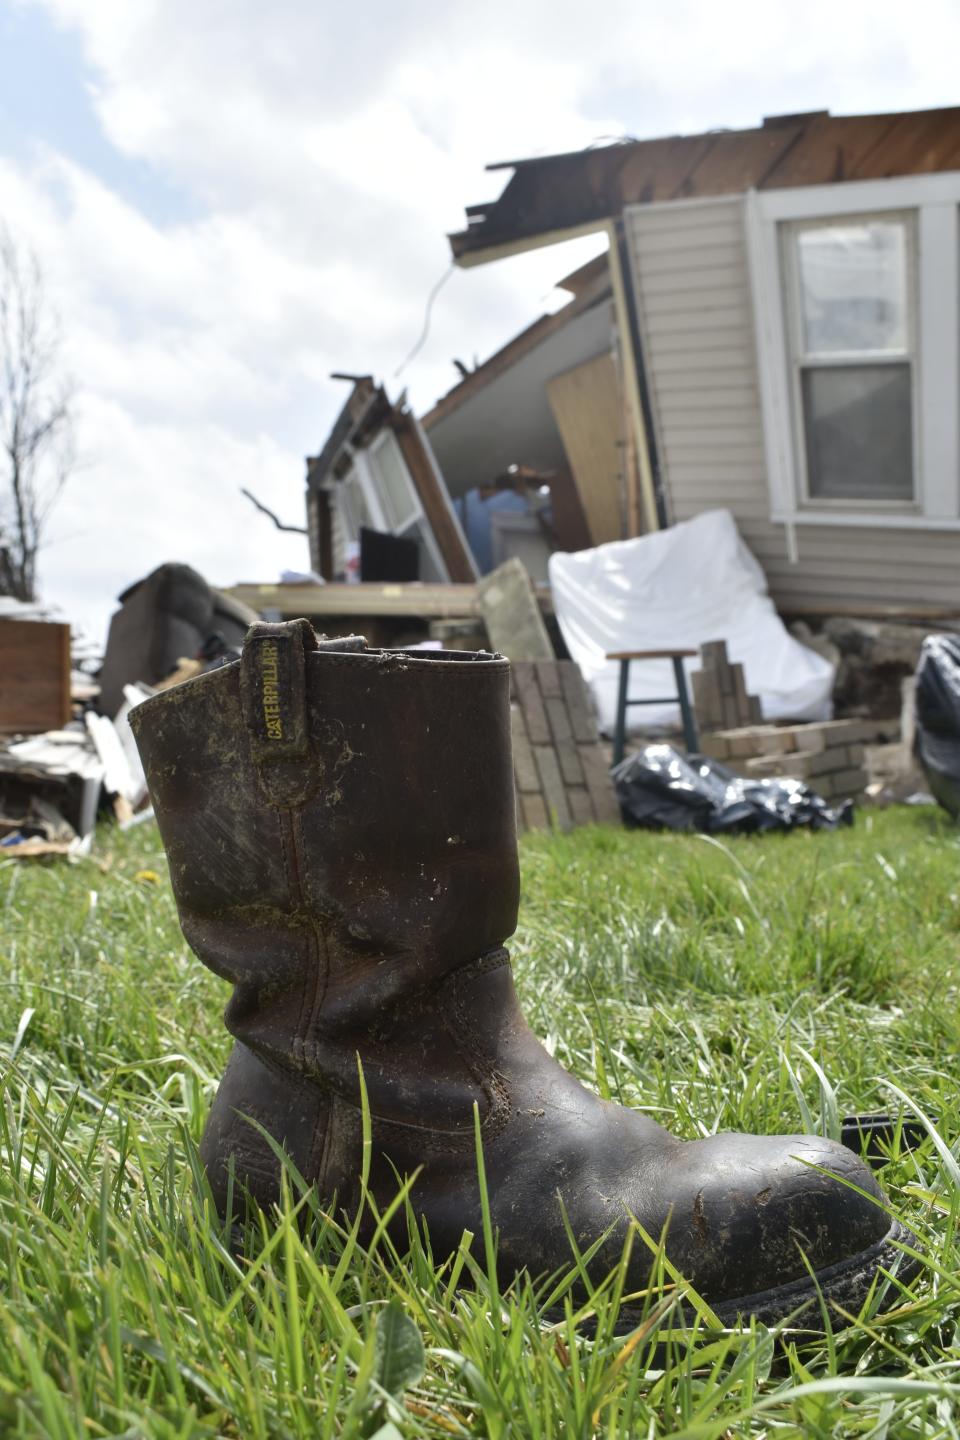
[1,807,959,1437]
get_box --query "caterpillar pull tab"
[240,618,317,764]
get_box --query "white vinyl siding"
[625,195,960,610]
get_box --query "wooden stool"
[606,649,699,765]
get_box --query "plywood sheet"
[547,353,624,546]
[0,620,71,734]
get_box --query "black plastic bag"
[612,744,854,834]
[915,634,960,817]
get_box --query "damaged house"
[439,105,960,616]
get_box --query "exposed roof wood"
[422,251,611,429]
[450,106,960,263]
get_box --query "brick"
[828,766,869,797]
[535,661,563,699]
[720,729,757,758]
[718,694,738,729]
[520,793,550,830]
[717,658,736,699]
[804,746,855,777]
[731,663,750,723]
[753,728,794,755]
[790,720,855,753]
[693,670,723,725]
[510,705,540,792]
[560,662,599,743]
[545,697,585,787]
[744,753,813,780]
[568,787,594,827]
[699,640,728,670]
[511,662,550,744]
[578,743,621,824]
[748,695,763,724]
[533,746,572,830]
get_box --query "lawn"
[1,807,958,1437]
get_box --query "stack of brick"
[511,661,621,831]
[699,720,893,800]
[692,640,762,732]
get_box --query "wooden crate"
[0,619,71,734]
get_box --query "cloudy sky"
[1,0,958,646]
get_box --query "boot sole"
[710,1217,920,1330]
[574,1217,920,1335]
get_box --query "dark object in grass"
[613,744,853,834]
[131,620,916,1333]
[841,1113,932,1166]
[915,634,960,818]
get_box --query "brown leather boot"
[131,620,914,1327]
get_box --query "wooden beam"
[225,581,556,623]
[392,412,478,583]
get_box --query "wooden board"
[226,580,554,622]
[0,620,71,734]
[478,560,554,661]
[393,412,478,584]
[547,352,625,546]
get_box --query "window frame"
[746,173,960,530]
[337,434,451,581]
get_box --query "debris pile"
[699,719,898,803]
[613,744,853,834]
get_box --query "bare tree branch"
[240,486,308,534]
[0,226,75,601]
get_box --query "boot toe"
[661,1131,894,1307]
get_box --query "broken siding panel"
[628,196,960,609]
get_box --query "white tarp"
[548,509,834,734]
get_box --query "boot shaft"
[131,624,521,1075]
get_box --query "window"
[369,432,420,531]
[748,175,960,529]
[333,434,451,581]
[338,470,372,540]
[785,216,915,505]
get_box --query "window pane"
[796,219,908,354]
[339,473,370,539]
[802,363,913,501]
[405,520,445,582]
[370,434,420,531]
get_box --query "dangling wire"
[393,261,455,379]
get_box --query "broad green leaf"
[372,1299,424,1398]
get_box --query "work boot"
[131,620,914,1327]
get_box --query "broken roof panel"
[450,107,960,263]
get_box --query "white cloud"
[5,0,960,645]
